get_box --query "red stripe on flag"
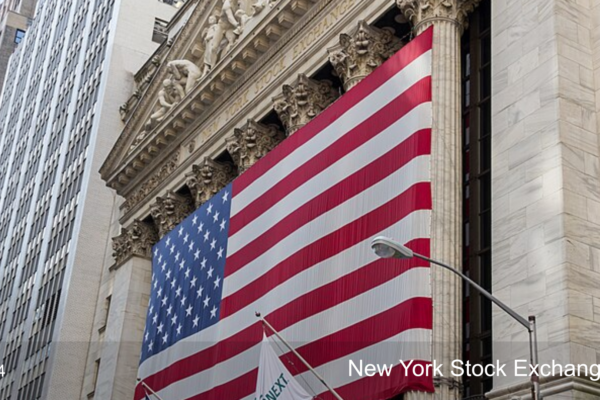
[232,27,433,196]
[228,77,431,237]
[226,128,431,274]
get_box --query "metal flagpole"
[255,312,344,400]
[137,378,165,400]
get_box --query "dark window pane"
[480,64,491,98]
[480,173,491,210]
[479,102,491,136]
[480,133,491,171]
[481,34,491,64]
[482,336,492,357]
[480,210,491,248]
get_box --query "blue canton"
[140,184,232,362]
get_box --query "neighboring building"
[0,0,37,93]
[94,0,600,400]
[0,0,177,399]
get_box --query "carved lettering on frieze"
[112,220,159,265]
[226,119,285,173]
[150,190,194,238]
[397,0,481,31]
[272,74,339,135]
[185,158,235,207]
[329,21,403,91]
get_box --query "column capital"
[112,220,158,266]
[397,0,481,32]
[185,157,235,207]
[150,190,194,238]
[328,20,403,91]
[272,74,338,135]
[226,119,285,173]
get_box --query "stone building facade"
[93,0,600,399]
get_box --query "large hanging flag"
[255,335,313,400]
[135,26,434,400]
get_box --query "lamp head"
[370,236,414,259]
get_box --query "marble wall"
[490,0,600,398]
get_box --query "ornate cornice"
[185,157,235,207]
[150,190,195,238]
[226,119,285,173]
[396,0,481,32]
[272,74,338,135]
[120,151,180,213]
[328,20,403,91]
[112,220,158,266]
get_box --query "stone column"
[395,1,479,399]
[185,157,235,207]
[225,119,285,172]
[96,221,158,399]
[328,20,403,91]
[272,74,338,135]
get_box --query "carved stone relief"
[272,74,339,135]
[329,20,403,91]
[185,158,235,207]
[226,119,285,172]
[167,59,202,94]
[129,0,279,154]
[149,190,194,238]
[130,77,186,151]
[112,219,158,265]
[201,0,272,78]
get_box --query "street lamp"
[370,236,541,400]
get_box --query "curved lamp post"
[370,236,541,400]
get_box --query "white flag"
[255,335,313,400]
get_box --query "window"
[462,0,492,397]
[15,29,25,44]
[152,18,168,43]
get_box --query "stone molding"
[111,220,158,267]
[272,74,338,135]
[328,20,403,91]
[149,190,194,238]
[396,0,480,32]
[226,119,285,172]
[185,157,235,207]
[119,151,180,213]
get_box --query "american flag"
[136,27,434,400]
